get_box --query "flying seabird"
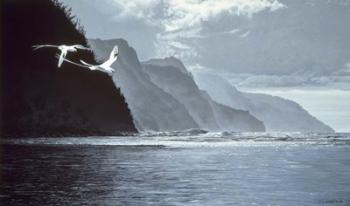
[56,45,119,75]
[33,44,91,67]
[80,45,119,75]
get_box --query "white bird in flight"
[80,45,119,74]
[32,44,91,68]
[57,45,119,75]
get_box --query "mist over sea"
[1,132,350,206]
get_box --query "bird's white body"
[33,44,91,67]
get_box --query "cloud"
[162,0,285,31]
[238,30,250,38]
[225,28,241,35]
[111,0,161,20]
[222,72,350,90]
[111,0,285,27]
[158,0,284,60]
[218,60,350,90]
[110,0,285,59]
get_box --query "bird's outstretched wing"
[32,44,57,50]
[96,66,115,75]
[55,54,89,68]
[73,44,92,50]
[109,45,119,60]
[58,53,64,68]
[101,45,119,67]
[80,60,96,67]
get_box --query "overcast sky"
[60,0,350,132]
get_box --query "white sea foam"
[2,132,350,148]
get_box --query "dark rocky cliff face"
[1,0,137,137]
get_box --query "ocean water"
[1,132,350,206]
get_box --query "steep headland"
[89,39,199,131]
[1,0,136,137]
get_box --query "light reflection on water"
[1,133,350,205]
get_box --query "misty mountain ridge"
[142,58,265,132]
[144,57,190,75]
[89,38,265,132]
[88,37,334,133]
[89,38,200,131]
[193,71,334,132]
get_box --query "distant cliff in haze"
[193,72,334,132]
[142,57,265,132]
[1,0,136,137]
[88,35,334,133]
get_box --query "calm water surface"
[1,133,350,205]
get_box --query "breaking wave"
[2,131,350,148]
